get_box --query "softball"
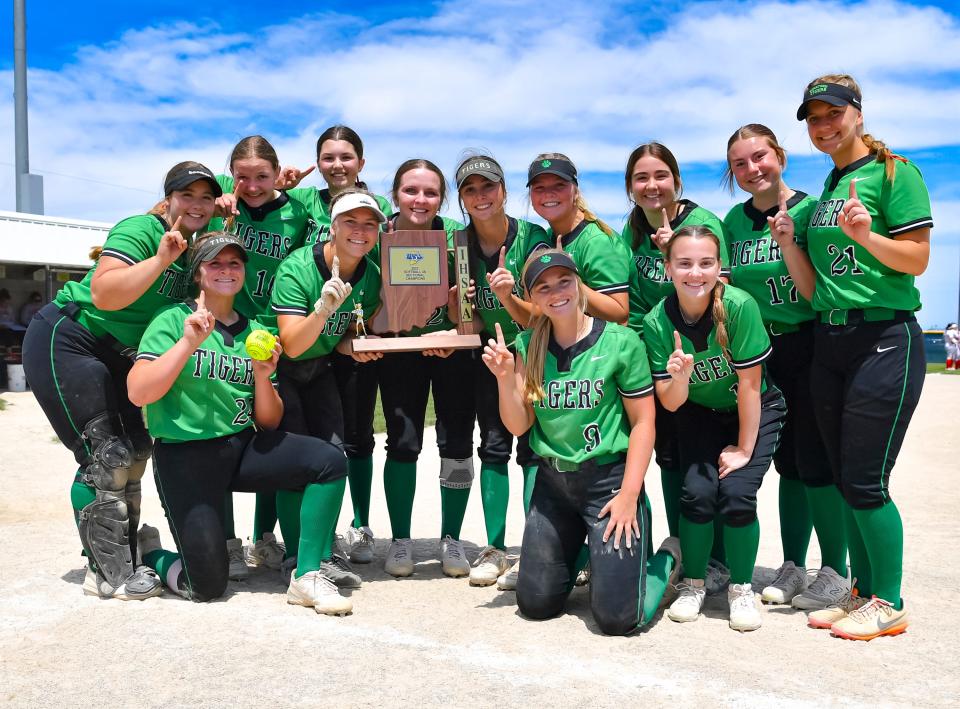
[245,329,277,361]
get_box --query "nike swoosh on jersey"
[591,355,607,361]
[877,345,898,353]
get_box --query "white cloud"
[0,0,957,318]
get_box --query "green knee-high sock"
[779,478,812,566]
[143,548,181,585]
[347,456,374,528]
[295,478,347,578]
[679,516,713,580]
[222,493,237,539]
[843,503,872,596]
[852,502,904,608]
[711,517,727,566]
[641,550,676,625]
[522,464,538,515]
[71,474,95,528]
[723,520,760,585]
[440,485,471,540]
[480,462,510,549]
[643,490,655,560]
[805,484,847,574]
[384,460,417,539]
[71,474,96,558]
[660,468,683,537]
[276,490,303,560]
[252,492,278,542]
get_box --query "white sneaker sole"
[730,617,762,632]
[83,569,162,601]
[443,564,470,578]
[761,587,798,604]
[286,585,352,616]
[666,609,701,623]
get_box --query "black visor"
[526,157,578,186]
[523,251,579,292]
[796,83,862,120]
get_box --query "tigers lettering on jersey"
[808,198,846,229]
[235,224,295,260]
[192,349,254,385]
[540,378,605,410]
[729,238,782,267]
[155,268,191,299]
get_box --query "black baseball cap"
[796,83,862,120]
[526,157,578,186]
[456,157,504,189]
[164,163,223,197]
[189,233,248,278]
[523,251,579,292]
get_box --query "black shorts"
[810,318,925,509]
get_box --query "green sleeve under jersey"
[725,193,817,326]
[515,320,653,464]
[805,156,932,313]
[53,214,192,348]
[470,217,551,344]
[643,285,771,412]
[137,303,274,441]
[270,244,382,360]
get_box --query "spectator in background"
[945,323,959,371]
[19,291,43,327]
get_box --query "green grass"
[372,392,436,435]
[927,363,960,375]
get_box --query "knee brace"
[439,457,474,490]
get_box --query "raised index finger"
[673,329,683,352]
[299,164,316,178]
[848,179,859,201]
[661,208,670,228]
[171,215,183,233]
[196,290,206,310]
[495,321,506,347]
[498,246,506,269]
[778,188,788,214]
[331,255,340,280]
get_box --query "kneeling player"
[127,233,351,615]
[482,249,680,636]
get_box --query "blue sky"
[1,0,958,326]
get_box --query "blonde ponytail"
[574,194,616,237]
[522,310,551,404]
[711,280,730,360]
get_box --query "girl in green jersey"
[21,161,222,600]
[281,126,392,564]
[377,159,476,579]
[130,233,352,615]
[213,135,318,579]
[453,152,551,589]
[644,226,785,632]
[723,124,848,611]
[482,249,680,635]
[797,74,932,641]
[623,142,731,594]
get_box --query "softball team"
[22,73,932,640]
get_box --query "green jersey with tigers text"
[643,285,772,412]
[53,214,191,348]
[469,217,550,344]
[137,303,272,441]
[270,243,382,361]
[805,155,932,313]
[286,186,392,246]
[514,319,653,464]
[381,215,464,336]
[725,192,817,326]
[620,200,731,334]
[211,176,317,316]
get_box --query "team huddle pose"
[21,73,932,639]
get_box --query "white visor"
[330,193,387,224]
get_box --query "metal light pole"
[14,0,44,214]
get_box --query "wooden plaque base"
[351,334,482,354]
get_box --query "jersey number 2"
[583,423,602,454]
[233,398,252,426]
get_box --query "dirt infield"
[1,375,958,708]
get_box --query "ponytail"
[88,245,103,262]
[575,194,616,237]
[522,310,551,404]
[711,280,730,360]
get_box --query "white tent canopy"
[0,210,109,269]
